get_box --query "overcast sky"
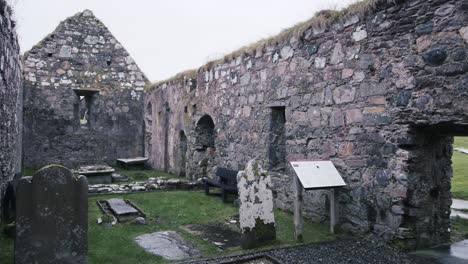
[9,0,358,82]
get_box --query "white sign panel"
[290,161,346,190]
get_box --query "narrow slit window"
[73,89,98,129]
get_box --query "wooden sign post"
[293,174,303,242]
[290,161,346,240]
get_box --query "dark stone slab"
[15,165,88,264]
[107,198,139,215]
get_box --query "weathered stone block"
[333,86,355,104]
[15,165,88,264]
[352,25,367,42]
[460,26,468,44]
[345,109,363,124]
[238,159,276,249]
[423,46,448,66]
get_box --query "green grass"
[452,137,468,200]
[0,224,14,264]
[451,217,468,242]
[1,191,334,264]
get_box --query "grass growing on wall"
[452,137,468,200]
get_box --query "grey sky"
[10,0,358,82]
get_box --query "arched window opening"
[195,115,215,151]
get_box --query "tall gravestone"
[237,159,276,249]
[15,165,88,264]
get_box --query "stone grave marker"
[134,231,201,260]
[15,165,88,264]
[237,159,276,249]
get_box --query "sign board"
[290,161,346,190]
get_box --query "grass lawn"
[452,137,468,200]
[1,191,334,264]
[451,217,468,242]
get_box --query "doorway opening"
[179,131,187,177]
[402,125,468,249]
[450,136,468,241]
[195,115,215,151]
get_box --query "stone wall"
[23,10,148,168]
[0,0,23,220]
[145,0,468,248]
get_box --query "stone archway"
[192,115,216,179]
[195,115,215,151]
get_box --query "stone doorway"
[179,131,187,177]
[195,115,215,151]
[402,125,468,248]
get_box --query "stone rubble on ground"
[88,177,204,194]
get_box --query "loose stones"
[15,165,88,264]
[237,159,276,249]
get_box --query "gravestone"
[134,231,201,260]
[237,159,276,249]
[15,165,88,264]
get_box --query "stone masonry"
[23,10,149,168]
[145,0,468,248]
[0,0,23,221]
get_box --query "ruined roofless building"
[0,0,23,222]
[145,0,468,249]
[23,10,149,168]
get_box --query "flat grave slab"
[97,198,145,223]
[134,231,201,260]
[117,157,148,165]
[73,165,115,176]
[73,165,115,184]
[107,198,139,215]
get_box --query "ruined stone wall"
[0,0,23,220]
[146,0,468,248]
[23,10,148,168]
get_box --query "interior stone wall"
[145,0,468,247]
[0,0,23,220]
[23,10,148,169]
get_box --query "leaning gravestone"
[237,159,276,249]
[15,165,88,264]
